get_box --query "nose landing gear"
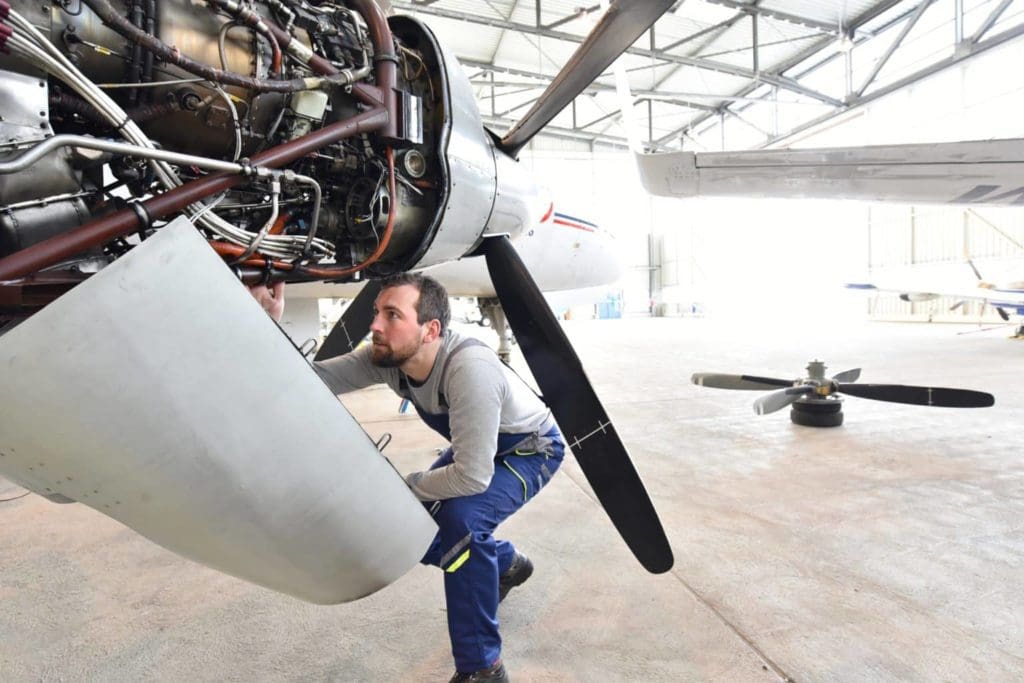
[478,298,515,363]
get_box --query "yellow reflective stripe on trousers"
[503,460,529,502]
[446,549,471,573]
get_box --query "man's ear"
[423,319,442,343]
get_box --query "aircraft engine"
[0,1,529,322]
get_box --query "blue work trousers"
[419,427,564,672]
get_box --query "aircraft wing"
[0,218,437,604]
[635,139,1024,206]
[846,282,1024,308]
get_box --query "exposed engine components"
[345,176,391,241]
[287,89,330,141]
[0,0,457,318]
[402,149,427,178]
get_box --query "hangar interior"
[395,0,1024,324]
[2,2,1024,682]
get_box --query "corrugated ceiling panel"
[760,0,880,26]
[656,66,752,101]
[682,0,749,26]
[418,0,516,19]
[506,0,607,38]
[490,31,584,74]
[695,18,823,73]
[409,14,505,62]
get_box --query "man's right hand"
[249,281,285,322]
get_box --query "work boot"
[498,551,533,603]
[448,659,509,683]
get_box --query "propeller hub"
[806,360,827,380]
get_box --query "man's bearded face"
[369,285,427,367]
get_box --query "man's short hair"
[380,272,451,334]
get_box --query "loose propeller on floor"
[693,361,993,427]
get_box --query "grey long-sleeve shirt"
[313,330,552,501]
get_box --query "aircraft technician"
[251,274,564,683]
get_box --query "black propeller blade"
[836,383,994,407]
[314,279,383,362]
[498,0,675,157]
[482,236,673,574]
[691,373,793,390]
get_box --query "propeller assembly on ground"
[692,361,995,427]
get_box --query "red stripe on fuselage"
[540,202,555,223]
[553,218,596,232]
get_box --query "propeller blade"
[497,0,674,157]
[831,368,861,383]
[996,306,1011,321]
[754,386,814,415]
[692,373,793,390]
[482,236,672,574]
[314,279,383,361]
[837,383,994,407]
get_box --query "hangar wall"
[842,34,1024,325]
[864,206,1024,322]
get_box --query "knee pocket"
[499,454,560,504]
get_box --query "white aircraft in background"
[845,261,1024,337]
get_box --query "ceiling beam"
[465,70,804,105]
[659,13,746,51]
[968,0,1014,45]
[758,19,1024,148]
[391,1,841,105]
[660,0,904,146]
[481,115,634,150]
[855,0,935,97]
[704,0,859,36]
[542,3,601,30]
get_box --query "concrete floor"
[1,316,1022,681]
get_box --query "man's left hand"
[249,281,285,322]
